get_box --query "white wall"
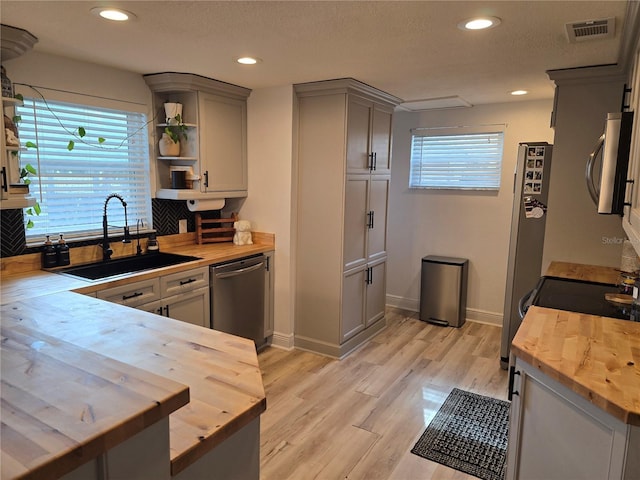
[5,50,151,107]
[241,86,296,348]
[387,100,553,324]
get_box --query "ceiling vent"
[565,17,615,43]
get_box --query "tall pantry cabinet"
[294,79,402,358]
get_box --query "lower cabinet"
[507,356,639,480]
[341,258,386,342]
[138,287,209,328]
[61,418,171,480]
[97,267,210,328]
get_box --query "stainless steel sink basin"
[58,252,202,280]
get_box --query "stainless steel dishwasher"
[210,254,266,348]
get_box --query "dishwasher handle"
[214,261,264,279]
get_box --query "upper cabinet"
[623,47,640,249]
[346,96,393,175]
[143,73,251,201]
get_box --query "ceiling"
[0,1,636,108]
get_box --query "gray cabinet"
[97,266,210,328]
[199,91,247,194]
[97,277,161,307]
[144,73,251,201]
[506,356,639,480]
[294,78,401,357]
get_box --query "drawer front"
[161,266,209,297]
[97,278,161,307]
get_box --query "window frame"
[14,85,153,243]
[409,125,506,191]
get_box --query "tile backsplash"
[1,199,206,258]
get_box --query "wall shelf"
[157,156,197,162]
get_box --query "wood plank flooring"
[258,308,509,480]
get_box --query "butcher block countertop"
[512,306,640,425]
[1,234,275,305]
[1,313,190,480]
[545,260,620,285]
[512,261,640,426]
[1,292,266,478]
[0,236,272,478]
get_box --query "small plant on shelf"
[164,114,188,143]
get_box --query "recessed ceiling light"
[458,16,501,31]
[511,90,529,96]
[91,7,136,21]
[236,57,261,65]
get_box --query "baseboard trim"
[385,294,502,327]
[294,318,387,359]
[269,331,295,350]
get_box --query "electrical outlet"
[178,219,187,234]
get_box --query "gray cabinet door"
[344,175,369,270]
[341,266,366,342]
[199,92,247,194]
[367,175,389,262]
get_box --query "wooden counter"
[546,260,620,285]
[1,316,190,480]
[1,237,275,305]
[511,261,640,426]
[512,306,640,425]
[1,291,266,477]
[0,238,272,478]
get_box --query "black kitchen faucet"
[102,193,131,261]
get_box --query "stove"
[528,276,639,322]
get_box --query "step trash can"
[420,256,468,327]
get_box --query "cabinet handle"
[368,152,375,171]
[204,170,209,188]
[370,210,375,229]
[1,166,6,192]
[365,267,373,285]
[157,307,163,315]
[122,291,143,301]
[179,278,196,286]
[367,211,373,229]
[508,366,521,400]
[373,152,377,171]
[164,305,170,317]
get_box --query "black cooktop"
[531,276,639,322]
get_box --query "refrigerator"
[500,142,553,369]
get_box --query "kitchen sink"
[58,252,202,280]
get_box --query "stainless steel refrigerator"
[500,142,553,369]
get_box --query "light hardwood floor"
[258,307,509,480]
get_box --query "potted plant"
[159,113,188,157]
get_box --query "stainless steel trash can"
[420,256,468,327]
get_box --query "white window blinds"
[409,129,504,190]
[17,97,151,240]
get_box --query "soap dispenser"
[147,233,159,253]
[41,235,57,269]
[56,233,70,266]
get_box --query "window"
[17,97,151,240]
[409,128,504,190]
